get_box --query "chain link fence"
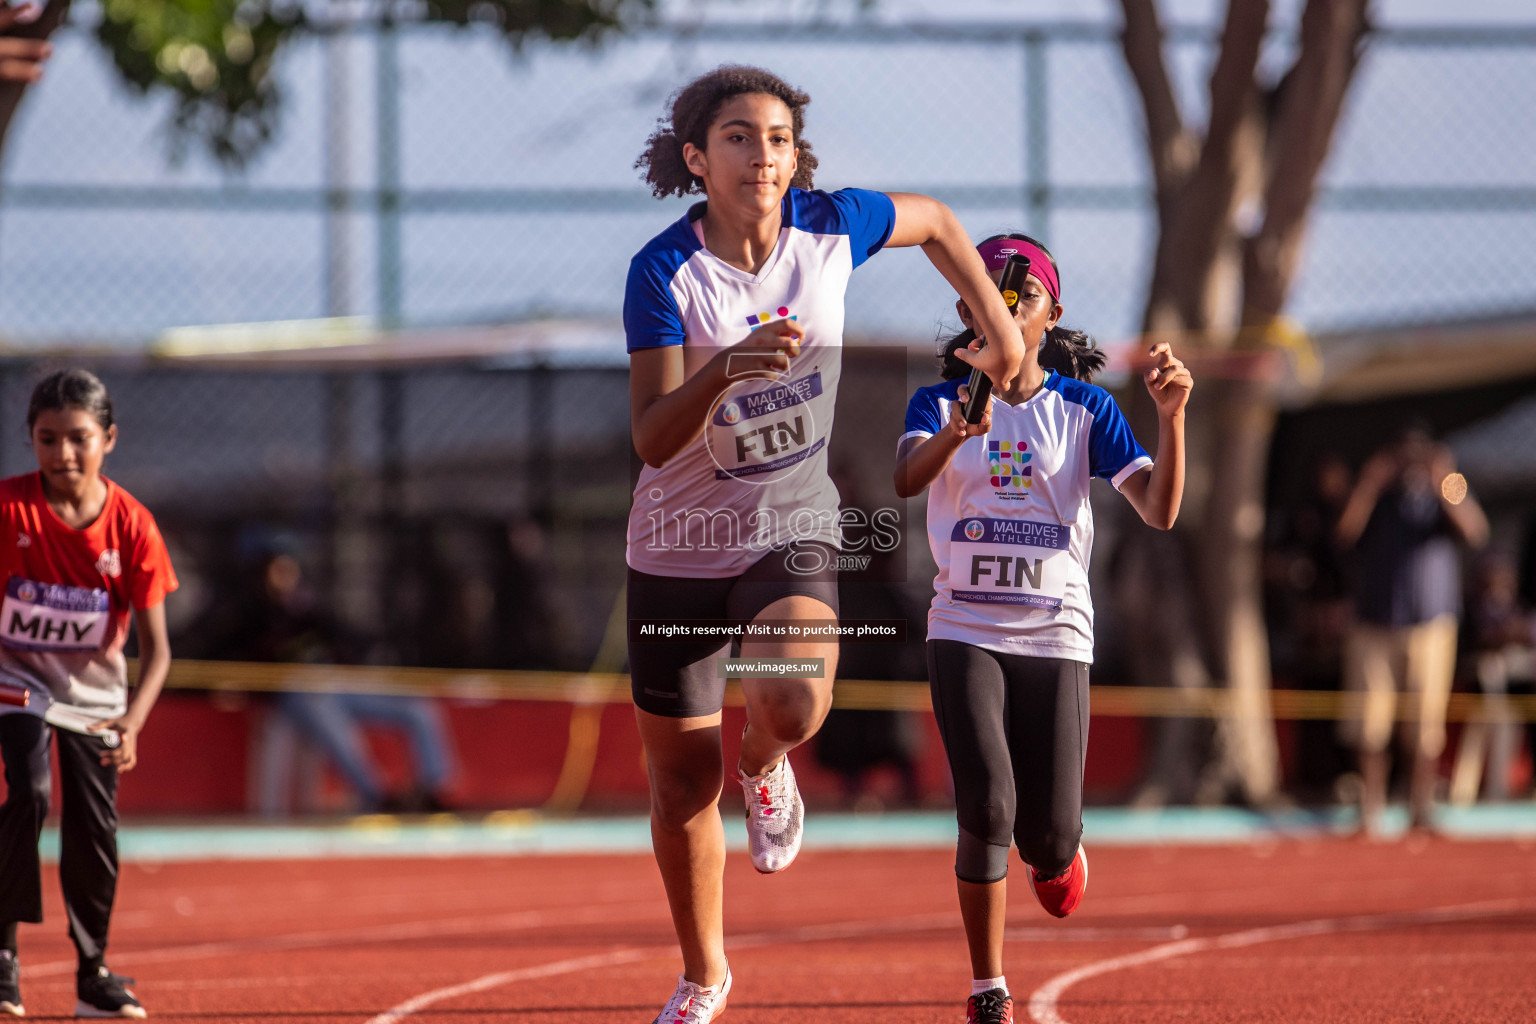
[2,19,1533,343]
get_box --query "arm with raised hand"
[1119,342,1193,531]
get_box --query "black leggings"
[0,714,120,965]
[927,639,1089,884]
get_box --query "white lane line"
[1026,897,1535,1024]
[364,947,673,1024]
[20,899,664,979]
[362,911,962,1023]
[1005,926,1190,943]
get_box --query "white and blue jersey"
[625,186,896,578]
[902,371,1152,661]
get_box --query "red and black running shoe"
[966,987,1014,1024]
[1028,844,1088,918]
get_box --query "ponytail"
[1038,325,1106,383]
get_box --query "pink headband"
[976,238,1059,304]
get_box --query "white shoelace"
[657,973,726,1023]
[743,760,793,824]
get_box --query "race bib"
[707,370,827,483]
[949,517,1069,609]
[0,577,110,653]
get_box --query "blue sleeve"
[903,387,945,438]
[623,256,685,353]
[1088,391,1151,483]
[828,188,896,268]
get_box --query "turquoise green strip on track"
[32,804,1536,863]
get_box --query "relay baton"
[962,253,1031,424]
[0,681,29,708]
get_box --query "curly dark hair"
[938,232,1107,384]
[635,65,819,199]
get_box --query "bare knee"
[747,685,827,748]
[649,766,724,833]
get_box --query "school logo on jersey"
[988,440,1033,489]
[745,305,798,328]
[95,549,122,579]
[15,533,30,549]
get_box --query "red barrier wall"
[4,692,1151,815]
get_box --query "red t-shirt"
[0,472,177,731]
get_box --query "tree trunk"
[1119,0,1370,805]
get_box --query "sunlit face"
[30,407,116,491]
[958,268,1063,348]
[682,93,799,218]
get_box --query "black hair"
[635,65,818,199]
[27,369,115,433]
[937,233,1107,384]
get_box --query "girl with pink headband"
[893,232,1193,1024]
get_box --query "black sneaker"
[0,951,22,1017]
[966,987,1014,1024]
[75,965,146,1019]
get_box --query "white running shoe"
[650,968,731,1024]
[737,755,804,873]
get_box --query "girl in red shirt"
[0,370,177,1019]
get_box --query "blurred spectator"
[1335,425,1489,834]
[234,547,458,815]
[1265,452,1355,801]
[1452,553,1535,801]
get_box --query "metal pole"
[323,4,354,624]
[324,6,352,318]
[375,9,405,659]
[376,8,402,328]
[324,372,354,620]
[528,364,553,527]
[1023,30,1049,239]
[379,369,406,659]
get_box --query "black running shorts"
[628,542,840,718]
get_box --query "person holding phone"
[894,233,1191,1024]
[1334,424,1488,835]
[625,66,1024,1023]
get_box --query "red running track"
[12,838,1536,1022]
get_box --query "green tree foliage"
[91,0,650,168]
[95,0,305,166]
